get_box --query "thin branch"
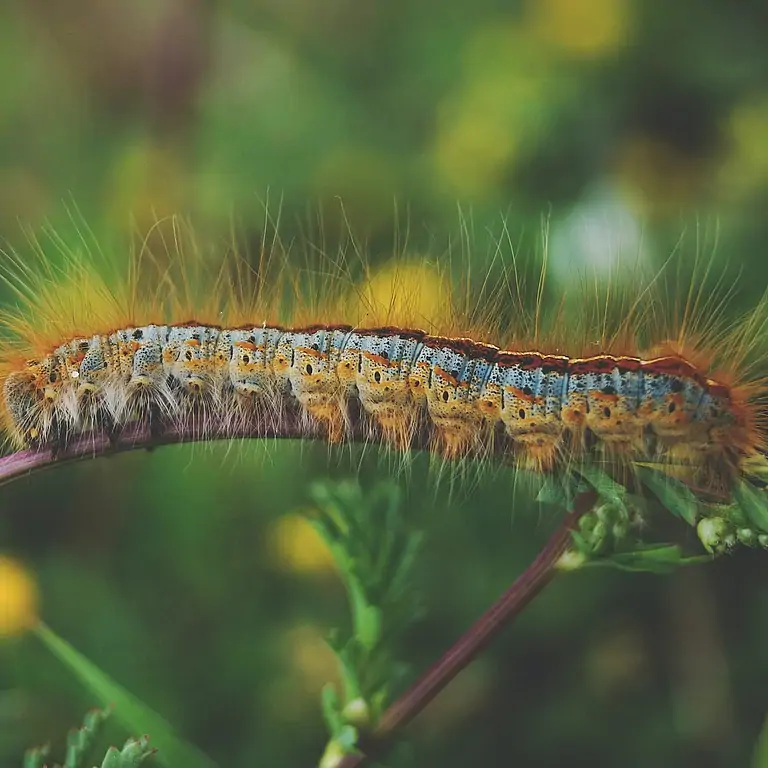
[0,421,303,488]
[0,407,443,488]
[336,489,597,768]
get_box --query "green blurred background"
[1,0,767,766]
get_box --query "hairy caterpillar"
[0,216,766,491]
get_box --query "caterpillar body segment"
[1,321,750,480]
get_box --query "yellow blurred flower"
[433,110,518,199]
[524,0,632,58]
[270,513,337,574]
[269,622,341,719]
[285,623,339,693]
[432,23,556,198]
[353,259,450,331]
[0,556,39,638]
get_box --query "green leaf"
[742,453,768,486]
[733,480,768,534]
[98,740,155,768]
[61,707,111,768]
[386,531,424,604]
[569,530,593,556]
[23,745,49,768]
[115,736,156,768]
[356,603,382,651]
[321,684,343,737]
[34,623,217,768]
[536,472,587,509]
[637,466,699,525]
[100,747,123,768]
[575,465,627,513]
[336,725,359,753]
[535,476,571,507]
[582,545,706,574]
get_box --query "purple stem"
[336,490,597,768]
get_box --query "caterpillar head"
[3,364,56,446]
[27,355,65,406]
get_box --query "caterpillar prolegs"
[1,320,754,478]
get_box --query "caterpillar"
[0,216,766,490]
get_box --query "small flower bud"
[556,549,587,571]
[592,520,608,541]
[579,513,597,533]
[612,522,628,541]
[697,517,731,555]
[595,504,613,523]
[342,697,372,730]
[319,740,346,768]
[737,528,757,547]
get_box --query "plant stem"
[336,489,597,768]
[0,418,475,489]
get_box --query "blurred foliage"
[24,707,156,768]
[1,0,768,766]
[308,480,423,764]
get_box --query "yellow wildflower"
[525,0,632,58]
[0,556,38,637]
[354,259,450,331]
[270,512,337,574]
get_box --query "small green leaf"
[733,480,768,534]
[96,739,155,768]
[321,684,343,737]
[116,736,155,768]
[569,530,592,555]
[536,476,571,507]
[34,623,216,768]
[356,604,382,651]
[582,544,703,574]
[537,472,586,509]
[101,746,123,768]
[637,466,699,525]
[742,453,768,485]
[575,465,627,513]
[23,744,49,768]
[387,531,424,602]
[336,725,359,752]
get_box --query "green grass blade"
[34,622,217,768]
